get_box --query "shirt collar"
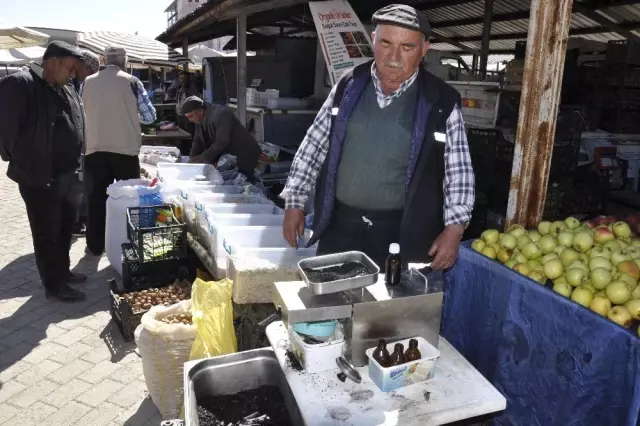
[29,61,44,79]
[370,62,418,100]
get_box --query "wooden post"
[237,14,247,127]
[479,0,494,79]
[182,38,189,72]
[505,0,575,228]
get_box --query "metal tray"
[298,251,380,295]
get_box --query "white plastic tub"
[366,337,440,392]
[195,194,274,245]
[206,213,284,253]
[214,226,311,277]
[288,324,345,374]
[139,145,181,166]
[227,247,316,303]
[157,163,223,187]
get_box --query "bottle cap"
[389,243,400,254]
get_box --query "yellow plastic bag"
[189,277,237,359]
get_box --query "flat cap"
[372,4,431,37]
[43,41,84,61]
[104,46,127,57]
[181,96,205,115]
[81,50,100,74]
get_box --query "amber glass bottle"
[372,339,391,367]
[389,343,406,366]
[404,339,422,362]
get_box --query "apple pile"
[472,218,640,336]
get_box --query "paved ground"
[0,162,163,426]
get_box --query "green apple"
[571,286,594,308]
[504,258,518,269]
[500,234,517,250]
[538,221,552,235]
[590,268,612,290]
[543,259,564,280]
[603,239,622,253]
[481,246,497,259]
[513,252,527,264]
[550,221,568,237]
[611,249,632,267]
[566,268,588,287]
[553,281,573,298]
[605,280,632,305]
[528,270,547,284]
[517,235,533,251]
[560,248,580,267]
[625,299,640,320]
[589,246,611,260]
[612,221,633,239]
[541,253,559,264]
[538,235,557,254]
[522,242,542,260]
[573,231,595,253]
[507,224,526,238]
[528,230,542,242]
[589,257,613,272]
[513,263,532,276]
[564,216,581,230]
[481,229,500,245]
[557,231,574,248]
[471,239,486,252]
[568,261,589,275]
[608,306,633,328]
[590,296,612,316]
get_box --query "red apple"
[584,220,597,229]
[594,227,616,245]
[618,261,640,281]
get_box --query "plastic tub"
[206,213,284,253]
[157,163,223,186]
[195,195,274,245]
[366,337,440,392]
[139,146,181,166]
[288,324,345,374]
[215,226,311,277]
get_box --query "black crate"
[467,128,502,191]
[599,109,640,133]
[127,205,187,263]
[121,243,190,291]
[606,40,640,66]
[109,277,193,342]
[463,191,488,240]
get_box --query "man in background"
[0,41,88,302]
[72,50,100,237]
[82,46,156,256]
[182,96,261,182]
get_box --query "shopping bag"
[135,300,196,420]
[189,277,237,359]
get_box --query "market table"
[141,129,192,146]
[266,321,506,426]
[442,245,640,426]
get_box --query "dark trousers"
[84,152,140,255]
[19,172,76,291]
[317,201,403,270]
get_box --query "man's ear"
[370,30,376,44]
[422,40,430,58]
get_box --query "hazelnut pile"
[121,280,191,313]
[161,313,192,325]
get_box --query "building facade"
[165,0,206,28]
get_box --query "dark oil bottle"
[389,343,406,366]
[404,339,422,362]
[372,339,391,367]
[385,243,402,286]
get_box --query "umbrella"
[0,25,49,49]
[0,46,46,64]
[77,31,189,67]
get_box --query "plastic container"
[215,226,311,277]
[288,324,345,374]
[195,194,274,245]
[126,205,187,263]
[157,163,223,187]
[139,145,182,166]
[366,336,440,392]
[206,213,284,253]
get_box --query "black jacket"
[0,69,82,188]
[189,104,262,175]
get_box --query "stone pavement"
[0,163,163,426]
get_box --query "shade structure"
[0,46,46,64]
[77,31,189,67]
[0,25,49,49]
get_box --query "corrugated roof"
[157,0,640,53]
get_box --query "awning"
[77,31,189,67]
[0,46,46,64]
[0,25,49,49]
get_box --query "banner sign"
[309,0,374,86]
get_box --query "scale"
[270,252,445,368]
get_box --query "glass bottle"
[404,339,422,362]
[385,243,402,286]
[389,343,406,366]
[372,339,391,367]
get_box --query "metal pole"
[182,38,189,72]
[505,0,575,228]
[237,14,247,127]
[480,0,494,79]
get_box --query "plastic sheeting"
[442,245,640,426]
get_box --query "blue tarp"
[442,245,640,426]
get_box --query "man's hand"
[428,224,465,270]
[188,155,205,164]
[283,208,305,248]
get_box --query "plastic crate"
[127,205,187,263]
[467,128,501,191]
[599,109,640,134]
[121,243,190,291]
[463,191,488,240]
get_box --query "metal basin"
[183,348,305,426]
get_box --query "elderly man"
[71,50,100,237]
[82,46,156,255]
[182,96,262,182]
[281,4,475,270]
[0,41,88,302]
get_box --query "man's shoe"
[72,223,86,237]
[67,271,87,284]
[45,285,87,302]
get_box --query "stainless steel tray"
[298,251,380,295]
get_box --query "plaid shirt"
[131,75,157,124]
[280,63,475,226]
